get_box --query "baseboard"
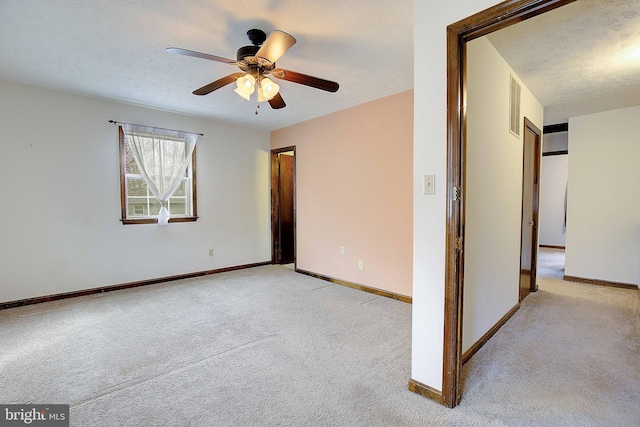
[0,261,272,311]
[539,244,565,249]
[563,275,638,290]
[408,379,445,405]
[295,269,412,304]
[462,303,520,364]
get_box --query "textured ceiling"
[0,0,413,131]
[488,0,640,125]
[1,1,638,130]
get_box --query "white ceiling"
[0,1,638,131]
[488,0,640,125]
[0,0,413,131]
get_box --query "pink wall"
[271,90,413,297]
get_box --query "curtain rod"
[108,120,204,136]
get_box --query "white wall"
[543,132,568,152]
[565,106,640,286]
[0,80,271,303]
[412,0,500,392]
[462,37,544,353]
[539,154,568,247]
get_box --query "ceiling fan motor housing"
[237,29,267,62]
[236,45,260,61]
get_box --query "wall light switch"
[358,260,364,270]
[423,174,435,195]
[340,246,346,255]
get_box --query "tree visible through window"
[119,126,197,224]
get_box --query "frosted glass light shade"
[234,87,251,101]
[235,74,255,94]
[257,77,279,102]
[234,73,255,101]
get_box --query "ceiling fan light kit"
[167,28,339,111]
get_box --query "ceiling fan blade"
[268,92,286,109]
[166,47,236,64]
[255,30,296,64]
[271,68,339,93]
[193,73,245,96]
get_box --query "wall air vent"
[509,74,522,137]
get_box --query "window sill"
[121,216,198,225]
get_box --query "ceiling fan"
[167,29,339,110]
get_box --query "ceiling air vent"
[509,74,521,137]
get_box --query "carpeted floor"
[459,248,640,426]
[1,248,638,426]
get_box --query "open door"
[519,118,541,301]
[271,147,295,265]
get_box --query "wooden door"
[519,118,541,301]
[278,153,295,264]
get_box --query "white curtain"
[122,123,197,225]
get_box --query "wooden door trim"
[520,117,542,298]
[542,150,568,156]
[270,146,296,265]
[543,123,568,133]
[525,117,541,294]
[441,0,577,409]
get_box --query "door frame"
[519,117,542,300]
[443,0,577,408]
[270,146,296,265]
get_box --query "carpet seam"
[69,333,279,409]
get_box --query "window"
[119,126,197,224]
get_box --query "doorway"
[271,147,296,265]
[519,117,541,301]
[443,0,577,409]
[539,125,569,273]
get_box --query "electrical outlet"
[358,260,364,270]
[340,246,346,255]
[208,249,214,257]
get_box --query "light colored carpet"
[459,248,640,426]
[1,249,638,426]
